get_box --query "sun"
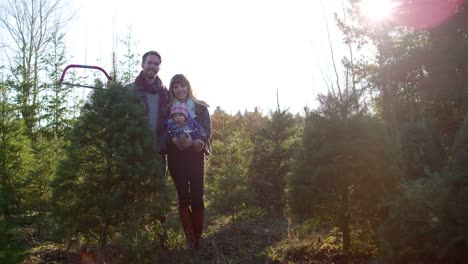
[360,0,394,21]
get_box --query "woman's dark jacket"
[194,102,211,155]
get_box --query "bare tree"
[318,0,361,121]
[0,0,74,135]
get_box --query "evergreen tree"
[0,80,33,221]
[335,0,467,261]
[376,173,442,263]
[205,131,255,223]
[248,109,301,217]
[290,112,400,256]
[339,0,468,179]
[440,111,468,263]
[117,28,140,85]
[206,108,266,222]
[15,24,74,239]
[211,106,241,141]
[24,137,64,238]
[50,82,168,263]
[377,112,468,263]
[40,25,73,139]
[240,107,265,141]
[0,219,25,263]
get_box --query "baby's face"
[173,113,187,124]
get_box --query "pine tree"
[50,82,168,262]
[289,112,400,256]
[206,108,265,222]
[0,219,25,263]
[18,24,73,239]
[40,25,73,139]
[0,80,33,221]
[248,109,302,217]
[117,28,140,85]
[205,131,255,223]
[338,0,468,179]
[439,111,468,263]
[335,0,467,261]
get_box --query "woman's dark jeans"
[167,143,205,211]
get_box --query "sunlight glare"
[360,0,394,21]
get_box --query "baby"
[160,103,206,153]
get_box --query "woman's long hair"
[169,74,209,107]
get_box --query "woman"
[166,74,211,250]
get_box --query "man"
[127,50,169,176]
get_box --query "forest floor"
[23,212,372,264]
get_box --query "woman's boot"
[191,208,204,249]
[179,207,195,249]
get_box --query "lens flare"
[360,0,394,21]
[392,0,463,29]
[80,251,97,264]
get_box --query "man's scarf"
[134,71,168,138]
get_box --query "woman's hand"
[173,134,193,150]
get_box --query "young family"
[126,50,211,250]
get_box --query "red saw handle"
[58,64,112,88]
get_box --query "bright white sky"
[66,0,348,115]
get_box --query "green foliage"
[0,0,74,137]
[267,236,322,264]
[118,28,140,85]
[211,107,264,142]
[289,113,400,255]
[205,131,255,222]
[440,112,468,263]
[377,112,468,263]
[376,173,444,263]
[340,0,468,178]
[0,219,25,263]
[207,107,265,221]
[0,1,465,262]
[22,138,64,239]
[50,82,169,255]
[0,82,34,220]
[112,227,161,263]
[400,117,443,179]
[337,0,468,261]
[40,27,73,139]
[249,109,302,216]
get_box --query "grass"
[21,210,374,263]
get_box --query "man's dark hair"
[142,50,161,64]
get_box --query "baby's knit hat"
[170,103,189,119]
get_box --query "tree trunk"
[340,187,351,263]
[97,218,109,264]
